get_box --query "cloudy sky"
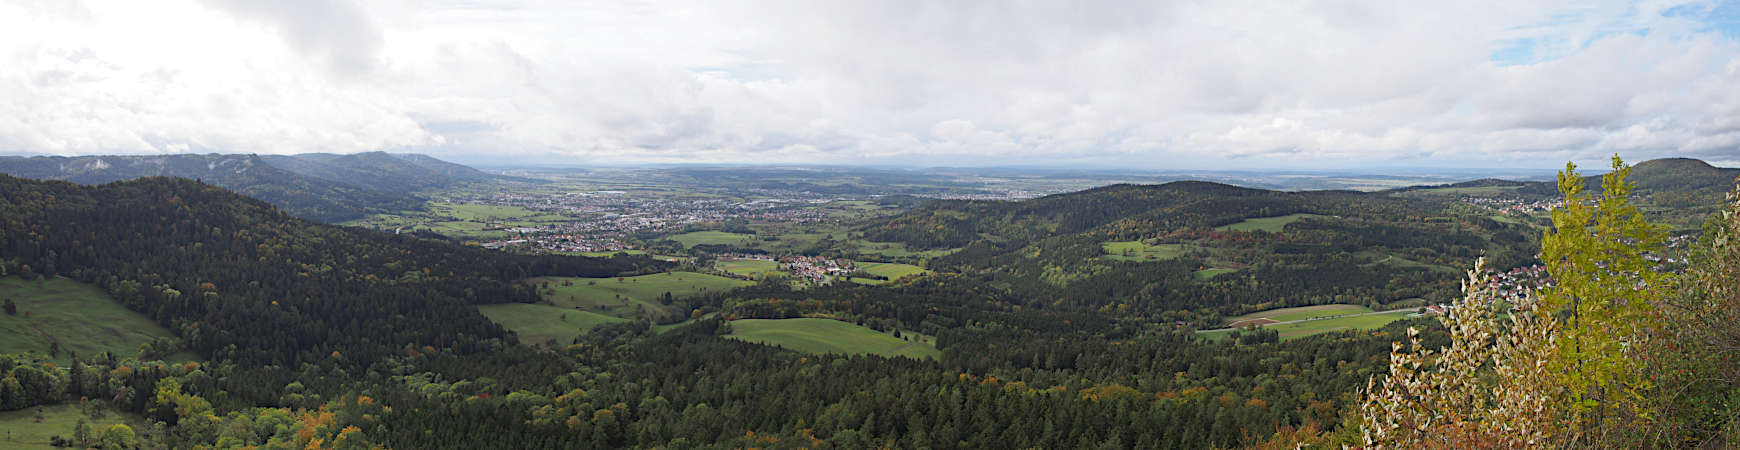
[2,0,1739,169]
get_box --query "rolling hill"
[0,152,495,222]
[260,151,496,193]
[857,180,1539,318]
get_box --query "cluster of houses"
[1424,264,1554,316]
[1461,196,1565,215]
[779,255,858,283]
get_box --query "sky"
[2,0,1739,170]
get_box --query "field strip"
[1196,309,1414,334]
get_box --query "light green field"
[1203,308,1413,341]
[725,318,939,359]
[1101,241,1190,261]
[428,203,566,222]
[1407,185,1524,196]
[851,241,960,259]
[1226,304,1373,325]
[1192,268,1238,280]
[845,262,928,285]
[478,304,627,346]
[1214,213,1327,232]
[717,259,779,278]
[0,277,188,365]
[0,402,143,449]
[668,231,753,247]
[574,250,647,257]
[528,272,753,320]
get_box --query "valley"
[0,155,1733,448]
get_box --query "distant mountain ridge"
[0,151,494,222]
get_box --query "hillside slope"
[858,180,1537,316]
[0,174,669,368]
[261,151,496,193]
[0,154,418,221]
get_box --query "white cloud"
[0,0,1736,168]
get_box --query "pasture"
[0,277,188,365]
[717,259,779,278]
[667,231,753,247]
[845,262,928,285]
[0,403,142,449]
[1202,307,1414,341]
[1214,213,1327,232]
[1226,304,1373,326]
[725,318,939,359]
[528,272,752,320]
[1192,268,1238,280]
[477,304,626,346]
[1101,241,1191,261]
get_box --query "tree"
[1361,156,1676,447]
[98,424,137,449]
[1539,156,1671,433]
[73,418,91,447]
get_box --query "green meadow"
[1101,241,1191,261]
[0,402,143,449]
[667,231,753,247]
[1202,307,1414,341]
[0,277,190,365]
[477,304,627,346]
[725,318,939,359]
[1214,213,1327,232]
[844,262,928,285]
[527,272,752,319]
[717,259,779,278]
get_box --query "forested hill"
[0,174,669,368]
[259,151,497,193]
[0,152,498,222]
[859,180,1538,319]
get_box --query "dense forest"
[0,152,497,222]
[0,157,1735,448]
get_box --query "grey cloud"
[200,0,383,76]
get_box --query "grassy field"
[1226,304,1373,325]
[725,318,939,359]
[1192,268,1238,280]
[528,272,752,319]
[428,202,567,222]
[1203,307,1413,341]
[1101,241,1191,261]
[667,231,753,247]
[1214,213,1327,232]
[0,403,143,449]
[0,277,187,365]
[845,262,928,285]
[478,304,627,346]
[851,241,960,259]
[717,259,779,278]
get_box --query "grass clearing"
[851,241,960,259]
[478,304,627,346]
[1214,213,1327,232]
[428,203,565,222]
[725,318,939,359]
[667,231,753,247]
[0,402,143,449]
[845,262,928,285]
[1226,304,1373,326]
[1101,241,1190,261]
[1193,268,1238,280]
[717,259,779,278]
[1201,309,1414,341]
[528,272,752,320]
[0,277,187,365]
